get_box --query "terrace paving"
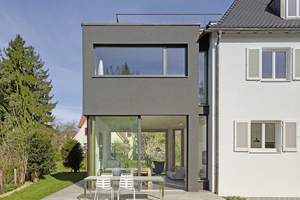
[41,179,223,200]
[41,180,300,200]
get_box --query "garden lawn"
[0,162,87,200]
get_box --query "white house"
[74,115,87,151]
[203,0,300,197]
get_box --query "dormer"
[269,0,300,19]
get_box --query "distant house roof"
[208,0,300,30]
[78,115,87,128]
[117,132,129,141]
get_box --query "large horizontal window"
[234,120,297,152]
[94,46,186,76]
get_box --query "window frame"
[246,47,292,82]
[286,0,300,18]
[261,49,288,81]
[93,45,188,77]
[249,121,280,153]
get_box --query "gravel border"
[0,181,33,198]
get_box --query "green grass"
[223,196,246,200]
[0,161,87,200]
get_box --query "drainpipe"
[215,30,221,195]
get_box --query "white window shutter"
[283,120,297,152]
[234,120,250,152]
[246,48,261,80]
[293,49,300,80]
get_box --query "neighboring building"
[82,0,300,197]
[203,0,300,197]
[74,115,87,152]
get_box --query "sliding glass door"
[93,116,138,176]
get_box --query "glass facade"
[198,116,207,180]
[93,116,138,176]
[199,52,207,104]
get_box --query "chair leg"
[133,189,135,200]
[117,189,120,200]
[94,188,97,200]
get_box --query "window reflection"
[95,46,186,76]
[94,116,138,176]
[198,116,207,180]
[199,52,207,104]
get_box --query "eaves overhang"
[205,27,300,32]
[201,27,300,37]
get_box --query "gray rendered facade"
[82,24,203,192]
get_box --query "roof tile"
[209,0,300,29]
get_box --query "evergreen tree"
[0,34,57,182]
[104,63,140,75]
[0,34,56,127]
[61,139,84,173]
[27,132,56,182]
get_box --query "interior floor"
[141,175,185,191]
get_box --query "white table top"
[84,175,164,182]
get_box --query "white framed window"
[234,120,298,153]
[287,0,300,18]
[262,50,287,80]
[246,48,292,81]
[250,121,279,152]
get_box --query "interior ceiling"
[141,116,186,130]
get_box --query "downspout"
[87,116,90,176]
[215,30,221,194]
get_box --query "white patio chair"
[117,174,135,200]
[94,176,114,200]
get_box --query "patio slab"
[41,179,224,200]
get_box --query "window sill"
[260,79,291,82]
[249,149,279,154]
[92,75,188,78]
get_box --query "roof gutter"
[204,27,300,33]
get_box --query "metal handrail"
[116,13,222,26]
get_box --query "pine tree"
[0,34,57,182]
[27,132,56,182]
[61,139,84,173]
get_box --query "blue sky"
[0,0,233,124]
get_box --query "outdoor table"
[84,175,165,199]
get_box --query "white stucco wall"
[74,121,87,145]
[215,32,300,197]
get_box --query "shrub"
[3,182,23,193]
[61,139,83,172]
[27,132,56,182]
